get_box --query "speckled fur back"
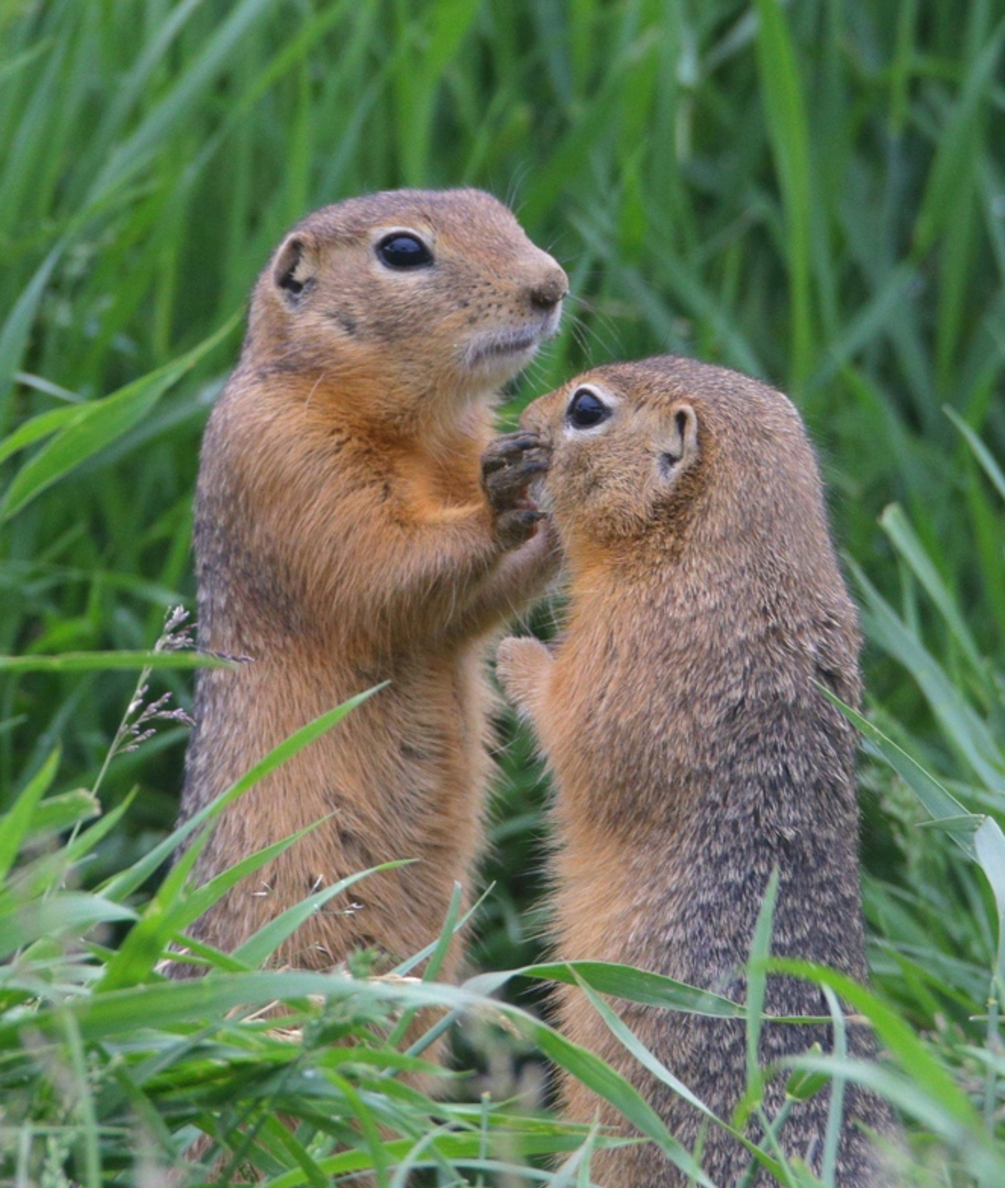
[496,355,898,1185]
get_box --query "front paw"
[496,634,552,714]
[482,430,551,549]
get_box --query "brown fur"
[496,356,896,1186]
[175,189,567,979]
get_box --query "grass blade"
[0,746,61,881]
[0,650,231,673]
[98,686,384,903]
[821,687,982,859]
[467,960,746,1018]
[754,0,813,386]
[879,503,985,677]
[231,862,411,970]
[770,958,979,1127]
[744,867,780,1110]
[0,312,239,522]
[946,405,1005,504]
[0,892,137,959]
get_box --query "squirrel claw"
[495,507,546,550]
[482,430,552,548]
[482,431,551,517]
[483,429,546,466]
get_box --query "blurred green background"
[2,0,1005,1164]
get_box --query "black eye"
[376,233,433,269]
[566,387,611,429]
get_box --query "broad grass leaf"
[392,883,492,977]
[819,985,849,1183]
[754,0,813,385]
[946,405,1005,504]
[98,1054,176,1159]
[387,1121,471,1188]
[99,817,340,988]
[0,650,231,673]
[769,959,978,1128]
[570,974,727,1130]
[742,867,780,1115]
[612,254,765,382]
[852,563,1005,792]
[89,0,207,157]
[99,687,384,904]
[548,1124,602,1188]
[177,823,328,936]
[95,824,214,992]
[393,0,481,186]
[4,791,136,906]
[879,503,985,677]
[975,818,1005,916]
[23,787,100,840]
[0,746,61,881]
[567,970,778,1174]
[58,1008,101,1188]
[0,970,478,1046]
[914,813,983,835]
[232,862,411,970]
[0,243,62,419]
[89,0,280,202]
[421,879,462,981]
[0,400,91,466]
[0,312,239,521]
[783,1053,1003,1182]
[974,817,1005,981]
[913,22,1005,256]
[821,687,983,860]
[520,35,655,228]
[265,1130,604,1188]
[328,1071,392,1186]
[0,891,137,959]
[256,1114,329,1188]
[467,960,745,1018]
[386,879,463,1049]
[807,262,919,393]
[530,1021,716,1188]
[784,1047,827,1103]
[0,38,52,87]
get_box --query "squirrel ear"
[660,403,699,476]
[273,234,316,303]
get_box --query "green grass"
[1,0,1004,1182]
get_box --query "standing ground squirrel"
[175,188,567,977]
[496,357,896,1185]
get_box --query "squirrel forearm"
[495,634,553,720]
[448,524,560,638]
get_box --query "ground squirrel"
[496,356,895,1185]
[175,188,567,978]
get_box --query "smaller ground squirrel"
[175,188,566,978]
[496,357,896,1186]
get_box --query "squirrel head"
[521,356,843,599]
[245,188,567,419]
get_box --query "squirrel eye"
[376,233,434,269]
[566,387,611,430]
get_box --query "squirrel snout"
[528,270,569,312]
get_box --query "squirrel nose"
[529,269,569,312]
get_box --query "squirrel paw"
[496,635,552,714]
[482,430,551,549]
